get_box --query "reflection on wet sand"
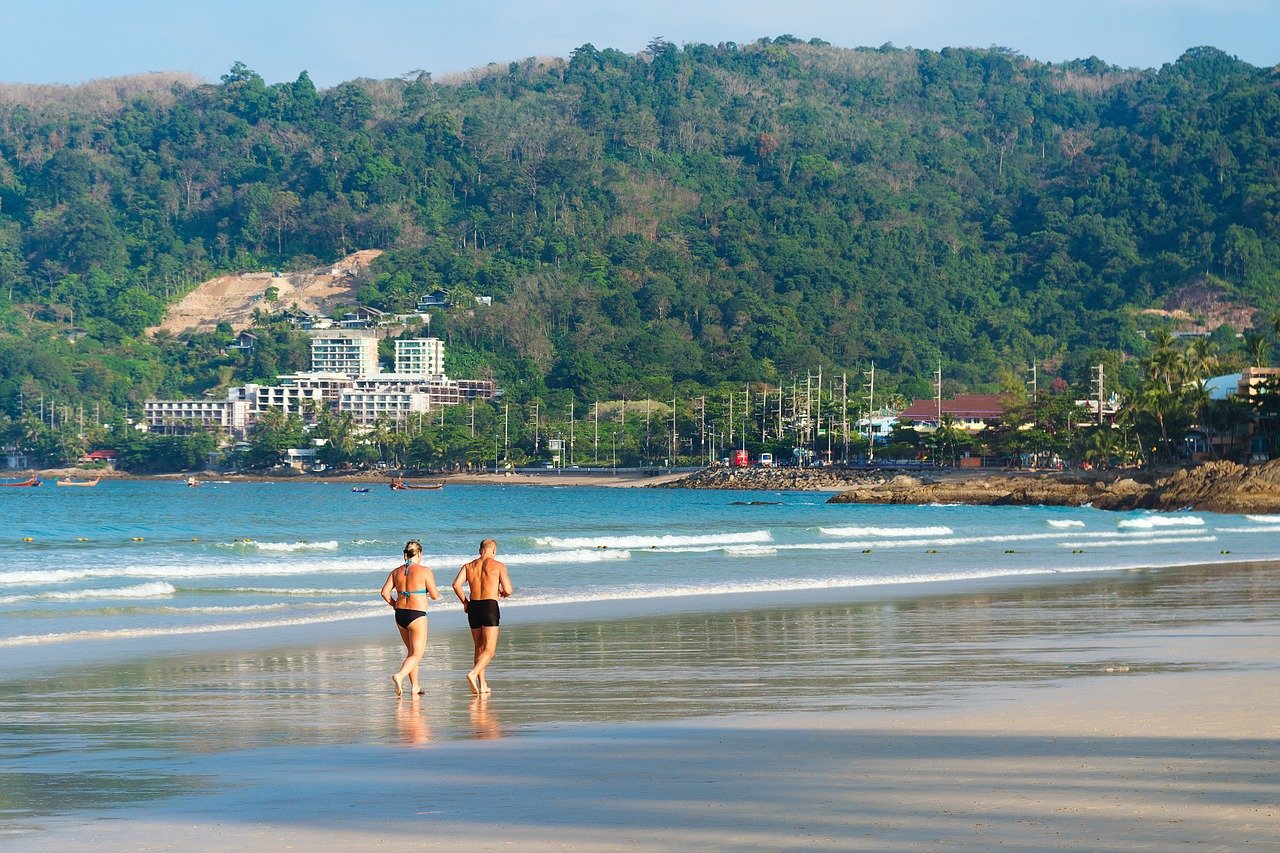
[396,695,431,746]
[1,560,1277,824]
[468,695,502,739]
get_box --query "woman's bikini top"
[399,562,428,598]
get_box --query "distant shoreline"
[16,466,691,489]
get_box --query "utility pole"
[842,372,849,463]
[532,400,539,452]
[1092,364,1105,426]
[699,396,706,463]
[728,391,733,454]
[469,399,475,437]
[760,385,767,443]
[864,364,876,464]
[776,384,783,440]
[569,398,575,465]
[935,361,943,426]
[593,400,599,463]
[742,385,749,451]
[816,366,822,463]
[503,404,509,462]
[670,394,677,466]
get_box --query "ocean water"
[1,481,1278,654]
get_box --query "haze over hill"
[0,38,1277,413]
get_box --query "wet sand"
[3,562,1277,849]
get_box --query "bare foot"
[391,674,403,697]
[466,671,480,694]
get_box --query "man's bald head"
[480,538,497,555]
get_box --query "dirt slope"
[152,250,383,335]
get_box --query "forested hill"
[0,39,1278,412]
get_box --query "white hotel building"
[394,337,444,376]
[310,332,379,378]
[143,399,250,437]
[145,331,497,435]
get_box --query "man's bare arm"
[451,565,469,610]
[498,563,513,598]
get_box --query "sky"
[1,0,1277,87]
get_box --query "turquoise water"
[1,481,1278,653]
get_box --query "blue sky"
[2,0,1276,86]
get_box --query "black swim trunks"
[395,608,426,629]
[467,599,500,629]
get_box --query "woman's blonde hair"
[403,540,422,559]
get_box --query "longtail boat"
[0,476,40,487]
[56,477,100,487]
[389,479,444,491]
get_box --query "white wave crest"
[1046,519,1086,528]
[1117,515,1204,529]
[504,549,632,565]
[0,606,388,648]
[1059,535,1217,549]
[217,540,341,553]
[1245,515,1280,524]
[532,531,772,550]
[1211,526,1280,534]
[223,587,376,596]
[652,527,1211,555]
[0,582,176,605]
[819,526,953,537]
[722,545,778,557]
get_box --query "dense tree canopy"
[0,38,1278,425]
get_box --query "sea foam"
[1117,515,1204,529]
[818,526,953,537]
[0,582,176,605]
[532,531,772,550]
[1046,519,1086,528]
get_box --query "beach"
[3,559,1277,850]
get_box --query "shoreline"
[6,556,1276,680]
[5,562,1278,849]
[16,466,691,488]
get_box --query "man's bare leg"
[468,626,499,694]
[466,627,484,694]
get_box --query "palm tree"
[1244,332,1273,368]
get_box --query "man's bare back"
[460,554,511,603]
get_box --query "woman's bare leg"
[391,621,412,696]
[394,618,427,697]
[411,624,428,694]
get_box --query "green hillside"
[1,38,1278,424]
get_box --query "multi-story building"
[394,338,445,376]
[143,399,250,438]
[352,374,498,407]
[236,373,355,422]
[310,332,378,377]
[338,389,431,426]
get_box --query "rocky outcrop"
[1139,460,1280,514]
[825,460,1280,514]
[653,466,904,491]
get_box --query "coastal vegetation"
[1,39,1279,470]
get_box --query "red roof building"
[82,449,120,462]
[898,394,1006,432]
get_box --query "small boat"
[0,476,40,487]
[57,477,100,487]
[389,479,444,491]
[351,486,370,493]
